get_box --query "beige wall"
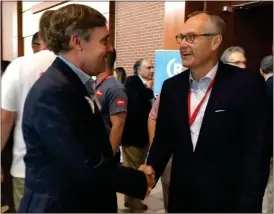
[1,1,111,60]
[1,2,21,61]
[22,1,110,56]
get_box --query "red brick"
[115,2,165,76]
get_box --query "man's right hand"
[139,164,155,196]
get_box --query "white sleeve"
[1,59,21,112]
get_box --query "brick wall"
[115,2,165,75]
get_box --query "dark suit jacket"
[18,58,147,213]
[266,76,273,157]
[147,61,270,213]
[122,75,154,147]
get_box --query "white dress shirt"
[189,63,218,150]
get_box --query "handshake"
[139,164,155,196]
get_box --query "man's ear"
[260,69,264,76]
[70,35,83,51]
[212,35,222,51]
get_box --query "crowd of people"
[1,4,273,213]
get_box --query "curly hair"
[47,4,107,54]
[39,10,54,45]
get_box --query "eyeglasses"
[175,33,219,44]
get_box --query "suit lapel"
[175,70,194,151]
[52,58,90,98]
[195,61,228,151]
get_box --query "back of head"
[221,46,245,63]
[114,67,127,83]
[133,59,143,75]
[39,10,55,45]
[1,60,11,74]
[32,32,40,53]
[106,48,116,71]
[260,55,273,74]
[32,32,39,45]
[47,4,107,54]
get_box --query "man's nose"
[179,38,188,48]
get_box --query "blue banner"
[154,50,185,96]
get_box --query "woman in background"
[114,67,127,84]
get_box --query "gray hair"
[260,55,273,74]
[187,11,226,37]
[133,59,144,75]
[221,46,245,63]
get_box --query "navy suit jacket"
[266,76,273,157]
[19,58,147,213]
[147,62,270,213]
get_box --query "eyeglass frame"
[175,33,220,44]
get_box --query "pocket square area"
[215,109,226,112]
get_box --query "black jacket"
[147,62,270,212]
[122,75,154,147]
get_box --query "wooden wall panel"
[185,1,204,18]
[164,2,186,50]
[1,1,2,60]
[203,1,236,53]
[109,1,115,47]
[234,3,273,72]
[1,1,23,60]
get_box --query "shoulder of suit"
[124,75,140,85]
[164,68,190,85]
[220,63,266,91]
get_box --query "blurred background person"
[1,60,15,213]
[1,60,11,76]
[122,59,154,212]
[114,67,127,84]
[221,46,247,69]
[260,55,273,214]
[94,49,127,163]
[114,66,127,163]
[1,10,56,211]
[31,32,41,53]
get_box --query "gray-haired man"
[221,46,246,69]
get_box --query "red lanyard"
[188,77,215,127]
[94,73,112,89]
[40,47,48,50]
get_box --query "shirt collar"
[265,74,273,81]
[189,62,218,82]
[58,56,91,85]
[138,75,147,85]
